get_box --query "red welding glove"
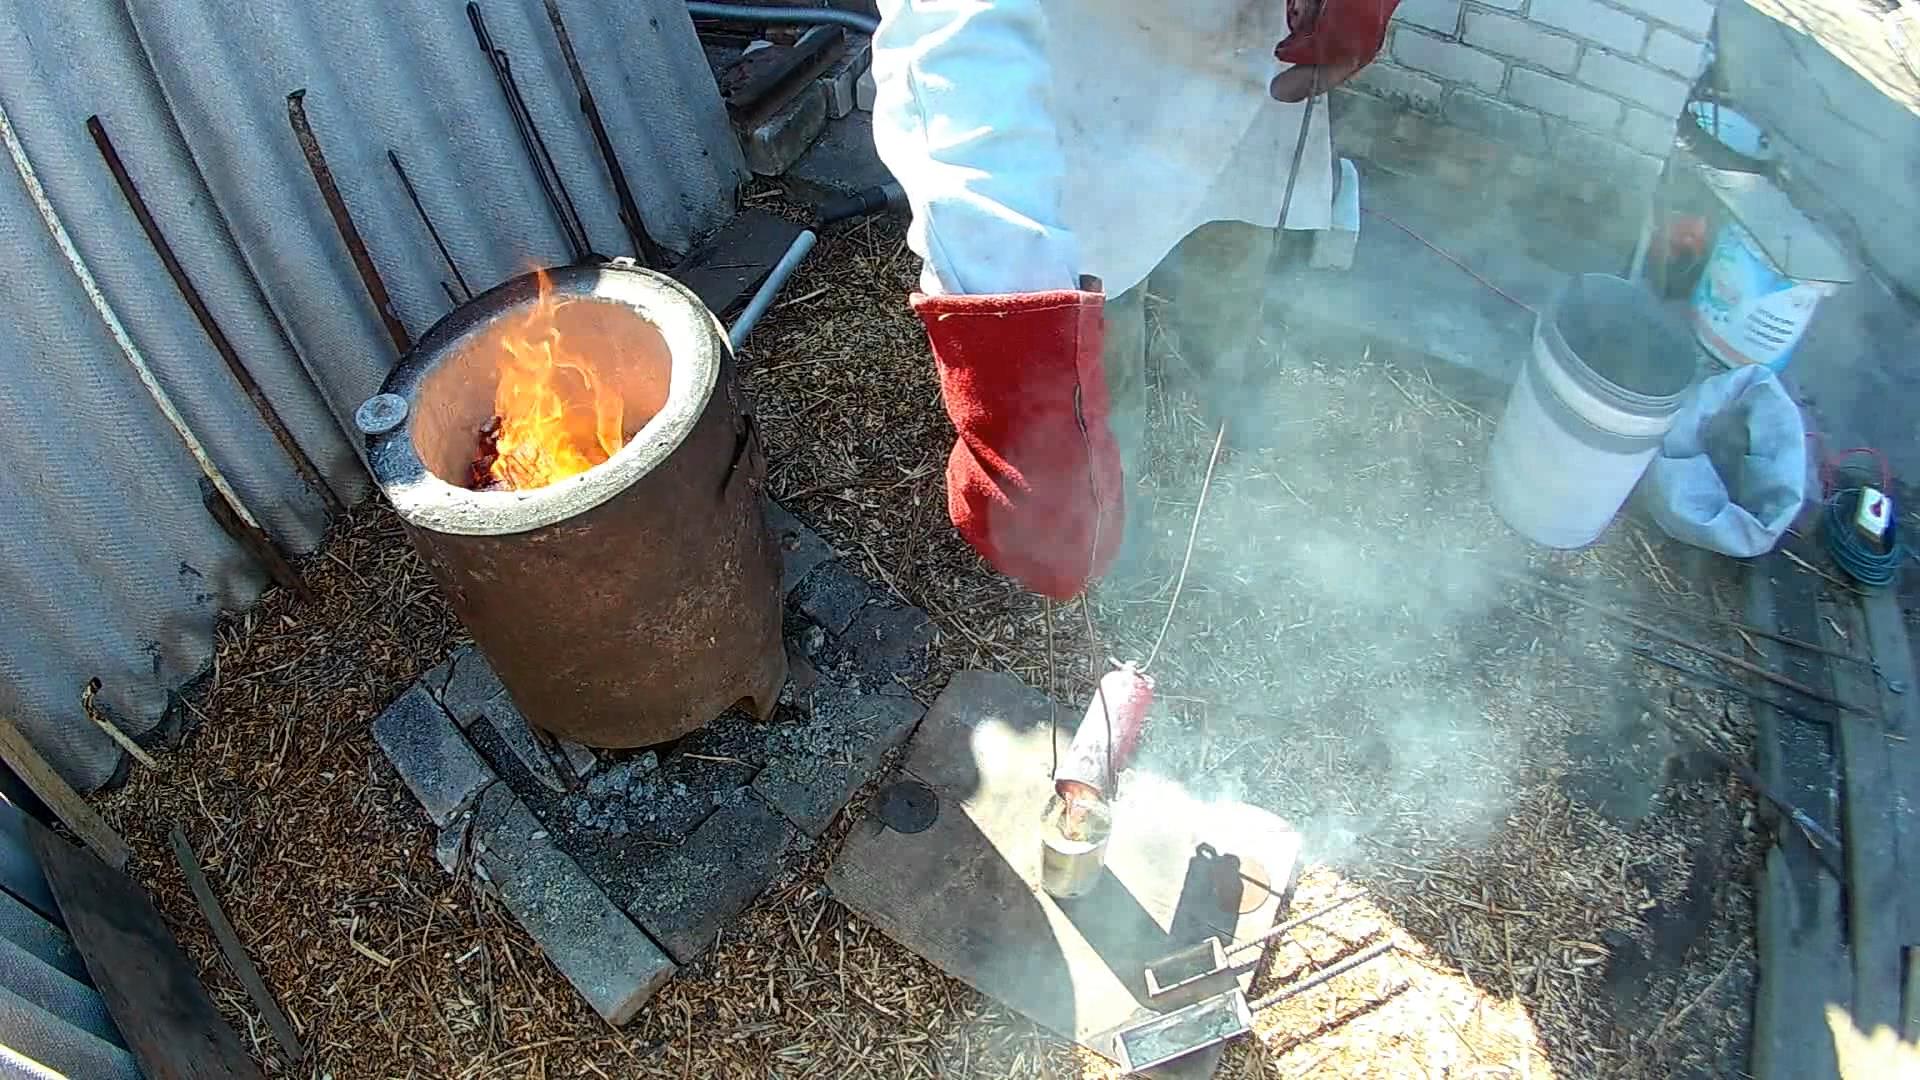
[912,288,1124,601]
[1272,0,1400,99]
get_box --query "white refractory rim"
[366,263,726,537]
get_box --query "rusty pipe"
[287,89,412,355]
[89,115,346,516]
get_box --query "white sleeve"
[870,0,1079,296]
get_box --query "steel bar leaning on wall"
[287,89,413,355]
[0,96,309,598]
[87,115,347,516]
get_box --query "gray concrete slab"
[436,646,506,728]
[765,498,836,597]
[472,785,675,1024]
[783,111,893,206]
[372,685,493,828]
[792,558,874,635]
[753,685,924,836]
[621,790,796,965]
[477,691,567,793]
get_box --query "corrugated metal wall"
[0,0,745,789]
[0,802,138,1078]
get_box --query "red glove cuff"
[912,289,1124,600]
[1274,0,1399,69]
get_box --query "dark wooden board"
[669,209,808,320]
[1744,558,1846,1080]
[27,816,263,1079]
[1822,593,1906,1032]
[828,671,1301,1075]
[0,716,130,870]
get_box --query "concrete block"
[374,685,494,828]
[855,69,875,111]
[1463,10,1578,74]
[1393,0,1461,35]
[1607,0,1714,38]
[1348,62,1443,112]
[783,111,894,204]
[1391,27,1505,92]
[1528,0,1648,56]
[1618,108,1678,157]
[477,692,566,793]
[556,739,597,782]
[1508,68,1622,131]
[763,498,835,597]
[753,686,925,836]
[1310,158,1363,271]
[434,809,474,875]
[828,601,935,689]
[793,559,873,636]
[622,790,795,964]
[472,786,675,1024]
[820,37,871,120]
[1643,27,1708,77]
[1577,51,1691,116]
[1443,90,1550,155]
[437,647,506,727]
[742,82,829,177]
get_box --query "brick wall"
[1335,0,1718,215]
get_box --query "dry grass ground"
[99,205,1763,1078]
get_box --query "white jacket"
[870,0,1335,297]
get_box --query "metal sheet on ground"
[669,210,807,320]
[26,816,262,1079]
[827,670,1300,1076]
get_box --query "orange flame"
[486,270,627,490]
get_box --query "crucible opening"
[411,298,674,491]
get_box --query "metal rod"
[1631,648,1832,727]
[684,1,878,34]
[388,149,471,301]
[287,90,412,355]
[1248,939,1395,1014]
[0,96,308,599]
[468,2,592,263]
[1523,566,1867,666]
[1643,702,1845,876]
[543,0,666,267]
[499,50,593,261]
[1219,893,1364,960]
[728,229,816,350]
[1499,570,1875,717]
[89,115,345,516]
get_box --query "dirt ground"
[100,206,1766,1078]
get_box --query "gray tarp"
[0,0,744,789]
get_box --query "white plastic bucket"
[1691,222,1836,372]
[1489,275,1695,548]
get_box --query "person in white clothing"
[871,0,1400,599]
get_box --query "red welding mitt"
[911,288,1123,601]
[1273,0,1400,89]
